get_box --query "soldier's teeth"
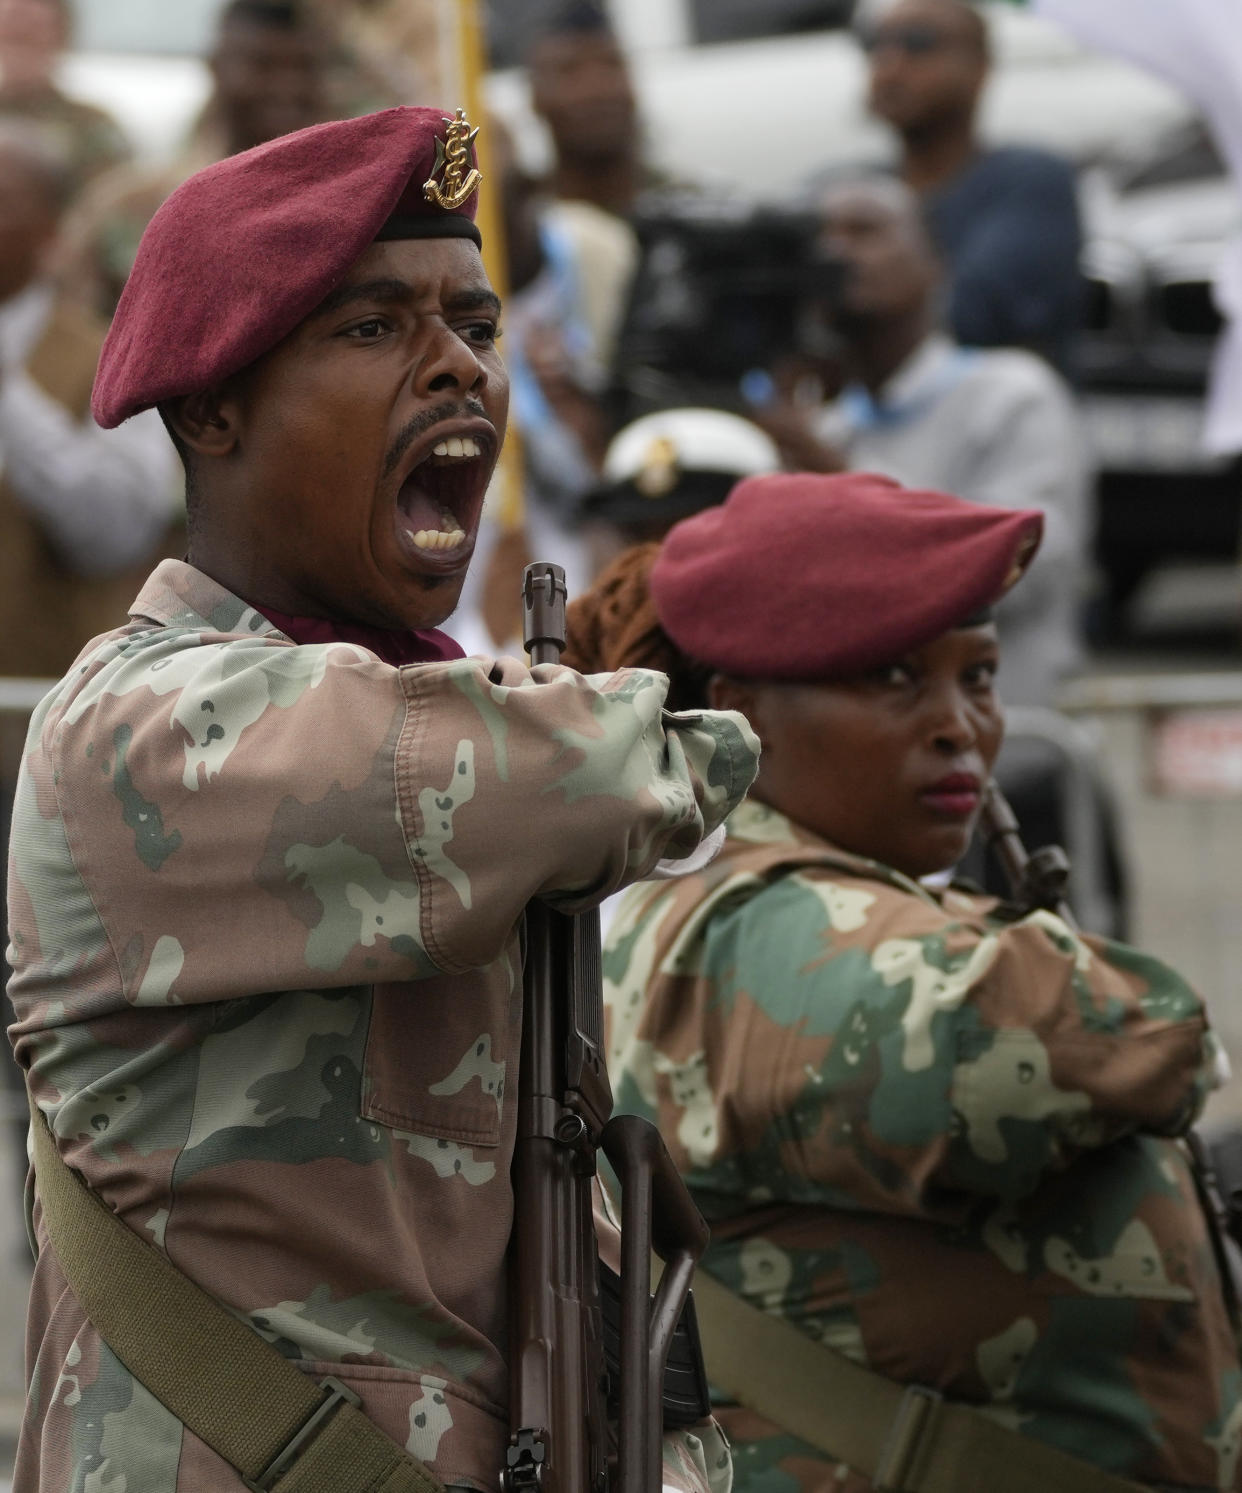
[431,436,480,459]
[411,528,467,552]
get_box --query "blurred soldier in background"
[0,0,130,196]
[0,116,178,1209]
[0,119,176,684]
[860,0,1085,376]
[57,0,338,319]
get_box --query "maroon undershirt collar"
[255,606,465,668]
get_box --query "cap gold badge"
[1003,532,1040,591]
[424,109,483,211]
[635,436,680,498]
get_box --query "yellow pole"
[439,0,526,534]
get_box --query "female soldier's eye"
[874,661,915,687]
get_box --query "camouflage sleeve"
[625,868,1214,1212]
[34,636,756,1004]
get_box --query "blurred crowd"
[0,0,1125,953]
[0,0,1135,965]
[0,0,1099,696]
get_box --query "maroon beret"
[649,472,1043,679]
[93,106,485,428]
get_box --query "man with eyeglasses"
[860,0,1084,378]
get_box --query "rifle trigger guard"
[502,1428,548,1491]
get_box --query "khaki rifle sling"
[30,1099,444,1493]
[690,1269,1152,1493]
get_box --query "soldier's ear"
[708,674,765,741]
[163,388,240,457]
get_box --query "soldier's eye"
[346,318,389,340]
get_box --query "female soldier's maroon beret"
[649,472,1043,679]
[92,106,484,429]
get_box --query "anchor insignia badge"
[423,109,483,211]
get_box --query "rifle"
[504,562,712,1493]
[980,777,1242,1322]
[980,781,1076,927]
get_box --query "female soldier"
[563,472,1241,1493]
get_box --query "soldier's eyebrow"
[312,278,417,318]
[444,287,504,318]
[312,279,502,320]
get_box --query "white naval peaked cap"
[602,407,780,488]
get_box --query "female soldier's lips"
[920,772,982,817]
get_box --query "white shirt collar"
[873,331,957,409]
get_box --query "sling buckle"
[874,1383,943,1492]
[244,1376,363,1492]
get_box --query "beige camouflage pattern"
[6,558,756,1493]
[605,798,1240,1493]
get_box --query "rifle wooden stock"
[505,564,710,1493]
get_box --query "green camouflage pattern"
[7,558,756,1493]
[604,798,1241,1492]
[0,86,131,196]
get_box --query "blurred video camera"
[608,196,845,422]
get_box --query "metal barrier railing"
[0,680,54,717]
[1060,670,1242,713]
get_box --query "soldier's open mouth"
[397,436,487,556]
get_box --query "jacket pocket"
[361,956,518,1147]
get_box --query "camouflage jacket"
[604,798,1241,1492]
[6,558,757,1493]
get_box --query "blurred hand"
[524,322,609,469]
[751,398,848,474]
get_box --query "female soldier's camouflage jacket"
[604,798,1241,1493]
[6,559,758,1493]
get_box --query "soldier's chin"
[399,568,468,630]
